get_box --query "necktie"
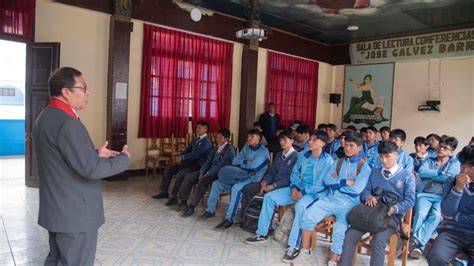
[383,170,391,178]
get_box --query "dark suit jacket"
[258,112,280,141]
[33,107,129,233]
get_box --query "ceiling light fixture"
[190,8,202,22]
[347,25,359,31]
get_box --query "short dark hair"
[48,67,82,97]
[346,125,357,132]
[414,136,428,146]
[378,140,398,154]
[276,125,286,131]
[253,121,262,127]
[326,124,338,132]
[296,124,310,134]
[217,129,231,139]
[458,145,474,166]
[441,135,458,151]
[390,129,407,142]
[379,126,391,134]
[427,133,441,142]
[311,130,328,144]
[344,131,364,146]
[247,128,262,139]
[366,126,378,133]
[360,127,368,134]
[268,102,275,106]
[317,123,327,131]
[278,130,293,140]
[196,120,209,129]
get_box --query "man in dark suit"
[33,67,131,265]
[258,102,281,143]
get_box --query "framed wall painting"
[342,63,394,129]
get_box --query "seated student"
[267,125,287,154]
[238,130,298,223]
[410,136,430,188]
[339,140,416,266]
[428,145,474,266]
[360,127,368,141]
[470,136,474,145]
[245,130,333,248]
[285,131,371,265]
[293,124,310,152]
[333,132,347,159]
[368,129,414,172]
[324,124,341,158]
[253,121,268,146]
[426,133,442,159]
[152,121,212,201]
[379,126,391,141]
[362,126,379,163]
[175,129,235,217]
[202,129,269,229]
[410,136,461,259]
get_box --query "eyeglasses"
[439,145,452,151]
[71,85,88,93]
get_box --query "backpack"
[240,196,264,233]
[274,207,294,246]
[347,189,409,240]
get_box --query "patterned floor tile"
[97,234,141,253]
[175,241,224,262]
[222,243,265,263]
[120,254,174,266]
[133,237,181,258]
[112,221,157,237]
[95,250,129,265]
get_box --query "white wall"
[392,58,474,152]
[35,0,110,149]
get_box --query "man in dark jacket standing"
[33,67,131,265]
[258,102,280,143]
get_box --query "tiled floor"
[0,158,428,265]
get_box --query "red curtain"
[0,0,35,40]
[139,24,233,138]
[265,51,318,128]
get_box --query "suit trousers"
[177,172,218,207]
[160,160,199,194]
[45,230,98,266]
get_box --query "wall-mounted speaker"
[329,93,341,106]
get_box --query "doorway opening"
[0,39,27,185]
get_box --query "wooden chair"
[145,138,171,176]
[352,209,413,266]
[311,215,336,249]
[268,152,274,168]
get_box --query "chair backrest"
[176,136,187,152]
[269,152,274,168]
[145,138,160,156]
[160,136,174,154]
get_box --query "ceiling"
[183,0,474,45]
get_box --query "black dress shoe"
[152,192,169,199]
[165,198,178,206]
[200,211,215,219]
[171,201,188,212]
[181,207,195,217]
[215,219,233,230]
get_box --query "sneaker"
[408,238,418,253]
[152,192,169,199]
[245,235,268,244]
[200,211,215,219]
[281,247,300,263]
[410,248,422,259]
[327,261,338,266]
[181,206,195,217]
[291,249,312,264]
[215,219,233,230]
[165,198,178,207]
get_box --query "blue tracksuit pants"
[412,192,443,249]
[299,196,356,255]
[255,187,317,248]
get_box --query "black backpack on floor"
[240,195,264,233]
